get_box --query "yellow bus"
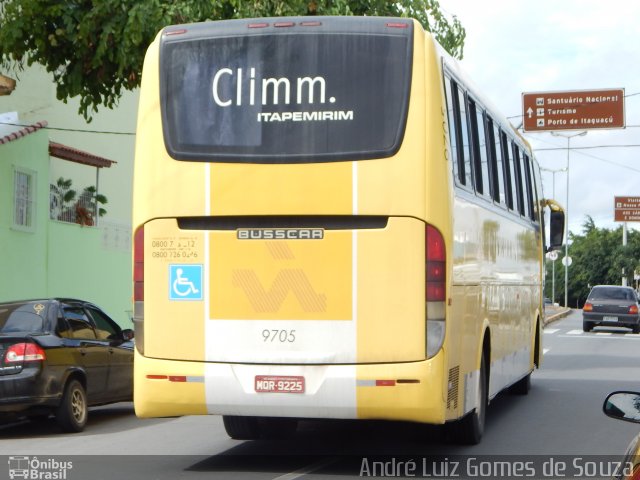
[132,16,565,444]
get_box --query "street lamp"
[541,166,567,305]
[550,131,587,308]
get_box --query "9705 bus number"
[262,329,296,343]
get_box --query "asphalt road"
[2,309,640,480]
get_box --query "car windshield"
[589,287,635,301]
[0,303,46,333]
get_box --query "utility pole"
[541,167,567,304]
[550,131,587,308]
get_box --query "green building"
[0,66,136,327]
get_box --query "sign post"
[614,197,640,286]
[522,89,627,304]
[614,197,640,222]
[522,88,625,132]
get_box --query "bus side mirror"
[549,209,565,251]
[543,199,565,252]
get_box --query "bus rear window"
[159,21,412,163]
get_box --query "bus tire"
[55,379,88,433]
[509,372,531,395]
[222,416,297,440]
[222,415,261,440]
[447,352,487,445]
[259,417,298,440]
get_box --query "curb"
[543,308,572,326]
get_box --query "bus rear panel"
[135,17,459,426]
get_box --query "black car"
[582,285,640,333]
[0,298,134,432]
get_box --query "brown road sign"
[522,88,625,132]
[614,196,640,222]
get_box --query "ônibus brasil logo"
[8,456,73,480]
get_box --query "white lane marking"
[566,330,583,335]
[559,333,640,340]
[544,329,560,334]
[272,457,339,480]
[543,348,551,355]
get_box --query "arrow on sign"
[527,107,533,118]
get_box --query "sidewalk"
[544,305,572,325]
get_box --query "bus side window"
[501,132,515,211]
[469,98,491,198]
[511,143,527,217]
[488,118,505,205]
[444,76,462,185]
[456,86,474,189]
[531,158,543,224]
[522,154,536,222]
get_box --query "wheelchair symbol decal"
[169,264,203,301]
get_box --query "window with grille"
[13,168,36,231]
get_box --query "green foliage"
[81,185,108,218]
[545,216,640,308]
[49,177,108,222]
[51,177,77,206]
[0,0,465,121]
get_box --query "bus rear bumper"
[134,350,447,424]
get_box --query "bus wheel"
[222,415,261,440]
[509,372,531,395]
[447,353,487,445]
[259,417,298,440]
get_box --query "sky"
[441,0,640,236]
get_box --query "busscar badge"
[33,304,45,315]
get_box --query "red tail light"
[133,226,145,355]
[426,225,446,302]
[583,302,593,312]
[386,22,410,29]
[5,343,46,363]
[630,304,638,315]
[134,226,144,301]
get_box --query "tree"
[545,216,640,308]
[0,0,465,121]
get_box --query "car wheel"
[55,379,88,433]
[633,324,640,334]
[583,321,594,332]
[447,352,487,445]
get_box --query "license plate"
[255,375,305,394]
[603,316,618,321]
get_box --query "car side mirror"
[603,391,640,423]
[122,329,135,341]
